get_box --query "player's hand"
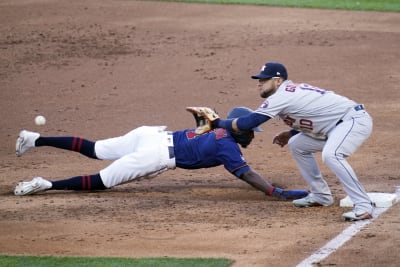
[272,187,309,200]
[272,130,292,147]
[279,189,309,200]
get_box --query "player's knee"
[287,140,296,154]
[288,137,303,155]
[321,150,342,165]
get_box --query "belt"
[336,104,365,125]
[354,104,364,111]
[168,146,175,159]
[167,132,175,159]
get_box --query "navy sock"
[51,173,107,191]
[35,136,97,159]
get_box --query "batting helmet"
[227,106,263,132]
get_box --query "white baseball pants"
[94,126,176,188]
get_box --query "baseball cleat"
[16,130,40,157]
[292,195,333,207]
[14,177,52,196]
[342,210,373,221]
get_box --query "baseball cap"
[251,62,288,80]
[227,106,262,132]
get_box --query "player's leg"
[38,136,97,158]
[94,126,167,160]
[15,148,168,195]
[288,133,334,206]
[99,129,175,188]
[14,126,174,195]
[94,130,140,160]
[17,126,166,160]
[50,174,107,191]
[322,113,373,220]
[99,149,169,188]
[14,174,107,195]
[16,130,97,158]
[16,126,145,159]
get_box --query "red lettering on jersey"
[186,130,198,139]
[299,119,313,130]
[282,116,314,131]
[186,128,227,140]
[214,128,227,140]
[186,129,216,140]
[285,84,297,92]
[283,115,296,127]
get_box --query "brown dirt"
[0,1,399,266]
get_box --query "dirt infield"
[1,1,399,266]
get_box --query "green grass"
[149,0,400,12]
[0,255,233,267]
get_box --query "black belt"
[167,132,175,159]
[336,104,365,125]
[354,104,364,111]
[168,146,175,159]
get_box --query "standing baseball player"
[14,106,308,201]
[201,62,373,221]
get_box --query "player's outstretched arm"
[239,170,275,195]
[215,112,270,132]
[239,170,308,200]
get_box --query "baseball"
[34,115,46,126]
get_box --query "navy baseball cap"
[251,62,288,80]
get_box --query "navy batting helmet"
[227,107,263,132]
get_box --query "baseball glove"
[186,107,220,134]
[272,130,292,147]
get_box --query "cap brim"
[251,73,273,79]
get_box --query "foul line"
[296,187,400,267]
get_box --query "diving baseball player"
[197,62,374,221]
[14,106,308,201]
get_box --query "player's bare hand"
[272,130,292,147]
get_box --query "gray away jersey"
[255,80,357,139]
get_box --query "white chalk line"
[296,187,400,267]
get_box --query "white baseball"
[35,115,46,126]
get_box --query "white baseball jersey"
[255,80,357,139]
